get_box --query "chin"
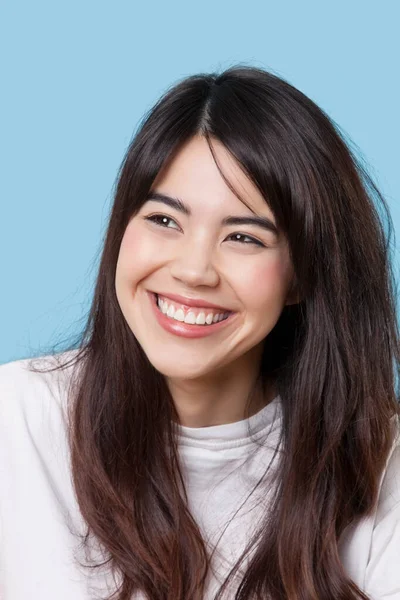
[144,353,218,381]
[151,362,207,381]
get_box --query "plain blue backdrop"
[1,0,399,364]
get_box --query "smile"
[156,293,231,325]
[148,292,237,339]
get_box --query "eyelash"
[144,214,266,247]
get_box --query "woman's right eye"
[144,214,180,230]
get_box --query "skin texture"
[115,135,298,427]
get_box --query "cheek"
[116,223,159,284]
[235,254,292,311]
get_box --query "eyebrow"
[145,191,279,238]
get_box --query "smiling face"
[115,135,297,381]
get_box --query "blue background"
[1,0,399,364]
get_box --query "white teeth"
[184,312,196,324]
[173,308,185,322]
[156,295,230,326]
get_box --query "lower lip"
[148,292,237,339]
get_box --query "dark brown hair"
[30,65,400,599]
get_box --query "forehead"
[151,135,273,218]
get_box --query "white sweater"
[0,350,399,600]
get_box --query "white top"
[0,350,399,599]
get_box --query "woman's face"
[115,135,297,381]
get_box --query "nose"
[169,240,220,288]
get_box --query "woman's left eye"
[226,233,265,247]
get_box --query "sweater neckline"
[175,395,282,449]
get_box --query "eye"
[144,214,180,230]
[143,214,265,247]
[226,233,265,247]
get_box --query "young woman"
[0,66,399,600]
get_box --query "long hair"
[30,65,400,599]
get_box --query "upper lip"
[151,291,233,312]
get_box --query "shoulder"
[374,414,400,524]
[361,417,400,595]
[0,349,81,433]
[0,348,81,395]
[338,416,400,594]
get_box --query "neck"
[167,346,275,428]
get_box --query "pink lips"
[152,291,231,312]
[148,292,237,339]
